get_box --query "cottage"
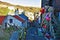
[19,12,28,21]
[3,12,28,28]
[2,8,28,29]
[19,12,29,27]
[3,15,27,29]
[0,16,6,28]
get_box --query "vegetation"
[0,7,9,16]
[0,28,10,40]
[0,34,10,40]
[4,26,14,33]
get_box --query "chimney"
[15,8,19,15]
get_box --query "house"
[2,9,29,29]
[3,11,28,28]
[0,16,6,28]
[3,15,27,29]
[15,9,29,28]
[19,12,28,21]
[19,12,29,27]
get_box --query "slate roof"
[19,13,28,21]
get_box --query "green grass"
[5,27,14,33]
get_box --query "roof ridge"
[13,15,25,22]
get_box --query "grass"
[4,26,15,33]
[0,32,10,40]
[1,27,15,40]
[0,28,10,40]
[19,28,27,40]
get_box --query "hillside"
[0,1,40,13]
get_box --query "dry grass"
[0,1,40,13]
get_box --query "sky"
[0,0,41,8]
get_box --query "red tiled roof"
[0,16,6,25]
[13,15,25,22]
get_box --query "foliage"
[0,7,10,16]
[5,26,14,33]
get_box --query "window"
[5,23,7,27]
[10,19,13,23]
